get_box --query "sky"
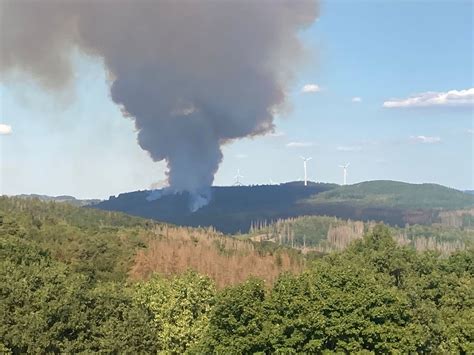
[1,0,473,199]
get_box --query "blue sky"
[1,0,473,199]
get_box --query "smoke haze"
[1,0,319,206]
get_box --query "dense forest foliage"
[1,197,473,353]
[0,197,302,285]
[94,180,474,233]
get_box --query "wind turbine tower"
[233,169,244,186]
[339,163,350,185]
[300,156,312,186]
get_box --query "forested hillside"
[245,212,474,254]
[0,197,302,285]
[94,182,337,233]
[308,180,474,209]
[2,201,473,353]
[94,180,474,233]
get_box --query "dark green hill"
[307,181,474,210]
[94,180,473,233]
[94,182,338,233]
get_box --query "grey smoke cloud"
[1,0,319,204]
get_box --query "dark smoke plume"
[1,0,319,208]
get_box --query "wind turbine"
[339,163,350,185]
[233,169,244,186]
[300,156,312,186]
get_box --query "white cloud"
[337,145,362,152]
[467,129,473,135]
[0,124,12,135]
[352,97,362,103]
[383,88,474,108]
[301,84,321,93]
[235,153,247,159]
[286,141,314,148]
[410,135,441,144]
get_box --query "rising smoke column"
[0,0,319,207]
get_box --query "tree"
[0,234,158,353]
[134,271,216,353]
[197,278,268,354]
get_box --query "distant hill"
[94,180,474,233]
[307,181,474,210]
[15,194,101,207]
[94,182,337,233]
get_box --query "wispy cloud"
[410,135,441,144]
[286,141,314,148]
[267,130,286,137]
[352,97,362,103]
[383,88,474,108]
[235,153,247,159]
[467,129,473,135]
[337,145,362,152]
[0,123,12,135]
[301,84,321,93]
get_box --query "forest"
[1,197,473,353]
[94,180,474,233]
[245,212,474,254]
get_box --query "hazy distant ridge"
[15,194,101,207]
